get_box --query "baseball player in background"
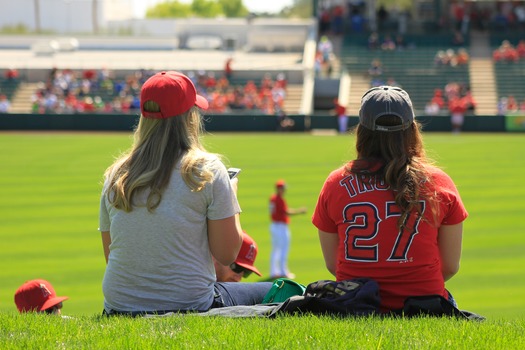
[269,179,307,279]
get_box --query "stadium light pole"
[34,0,41,33]
[92,0,99,34]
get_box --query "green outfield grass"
[1,132,524,320]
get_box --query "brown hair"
[348,116,438,228]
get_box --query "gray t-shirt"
[99,155,240,312]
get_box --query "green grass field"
[1,131,524,321]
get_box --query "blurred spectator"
[333,98,348,133]
[224,57,233,80]
[316,36,334,77]
[515,3,525,30]
[517,40,525,58]
[448,96,467,133]
[425,101,441,115]
[520,98,525,111]
[395,34,406,50]
[431,88,445,109]
[506,95,518,112]
[491,11,509,31]
[444,81,462,100]
[368,58,383,77]
[377,5,388,31]
[0,94,10,113]
[318,7,331,35]
[385,77,401,87]
[318,36,333,64]
[331,5,345,35]
[425,88,445,116]
[493,40,519,62]
[462,90,477,113]
[368,32,380,50]
[381,34,396,51]
[456,48,470,65]
[4,68,19,80]
[368,59,384,87]
[350,8,365,33]
[497,97,508,116]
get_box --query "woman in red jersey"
[312,86,467,313]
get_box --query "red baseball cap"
[235,232,262,276]
[276,179,286,188]
[14,279,69,313]
[140,71,209,119]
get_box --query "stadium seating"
[0,78,20,100]
[339,36,471,112]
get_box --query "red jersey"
[270,194,289,224]
[312,164,468,311]
[334,102,346,116]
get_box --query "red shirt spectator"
[506,95,518,111]
[448,96,467,114]
[5,68,19,80]
[462,91,477,111]
[83,69,96,80]
[431,89,445,108]
[517,40,525,58]
[224,58,233,79]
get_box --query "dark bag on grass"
[398,295,485,321]
[271,278,380,317]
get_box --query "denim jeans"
[211,282,273,308]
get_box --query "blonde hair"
[104,102,214,212]
[348,118,439,229]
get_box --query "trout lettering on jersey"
[340,174,390,198]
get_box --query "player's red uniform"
[270,194,289,224]
[312,163,468,312]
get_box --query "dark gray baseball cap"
[359,86,415,132]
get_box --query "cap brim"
[195,94,209,110]
[236,262,262,276]
[40,296,69,311]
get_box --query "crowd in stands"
[497,94,525,115]
[27,68,288,115]
[367,32,410,51]
[195,71,288,114]
[30,67,143,114]
[316,0,525,39]
[318,2,346,36]
[492,39,525,62]
[424,82,476,117]
[434,48,470,67]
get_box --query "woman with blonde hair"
[312,86,468,313]
[99,71,271,316]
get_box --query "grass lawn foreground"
[0,131,524,349]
